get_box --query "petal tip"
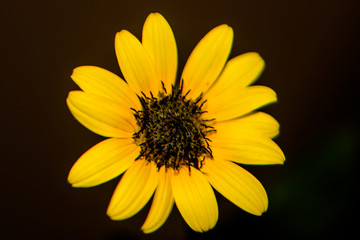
[115,29,131,41]
[67,176,75,186]
[148,12,164,18]
[141,225,156,234]
[218,23,233,31]
[218,24,234,39]
[275,146,286,164]
[106,206,117,219]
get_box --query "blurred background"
[1,0,359,239]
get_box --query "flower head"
[67,12,285,233]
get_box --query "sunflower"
[66,12,285,233]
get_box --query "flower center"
[132,81,215,172]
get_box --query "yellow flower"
[66,12,285,233]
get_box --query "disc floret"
[132,81,215,172]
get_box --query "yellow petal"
[141,167,174,233]
[67,91,136,138]
[205,52,265,96]
[142,13,177,92]
[172,167,218,232]
[68,138,138,187]
[211,126,285,165]
[202,158,268,215]
[107,160,158,220]
[204,85,277,121]
[215,111,280,138]
[115,30,159,96]
[71,65,140,110]
[181,24,233,100]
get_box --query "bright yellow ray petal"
[115,30,159,96]
[67,91,136,138]
[68,138,138,187]
[204,85,277,122]
[142,12,177,92]
[107,160,158,220]
[215,111,280,138]
[172,167,218,232]
[141,167,174,234]
[71,65,140,110]
[204,52,265,96]
[181,24,233,100]
[202,158,268,215]
[210,126,285,165]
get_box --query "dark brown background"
[2,0,359,239]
